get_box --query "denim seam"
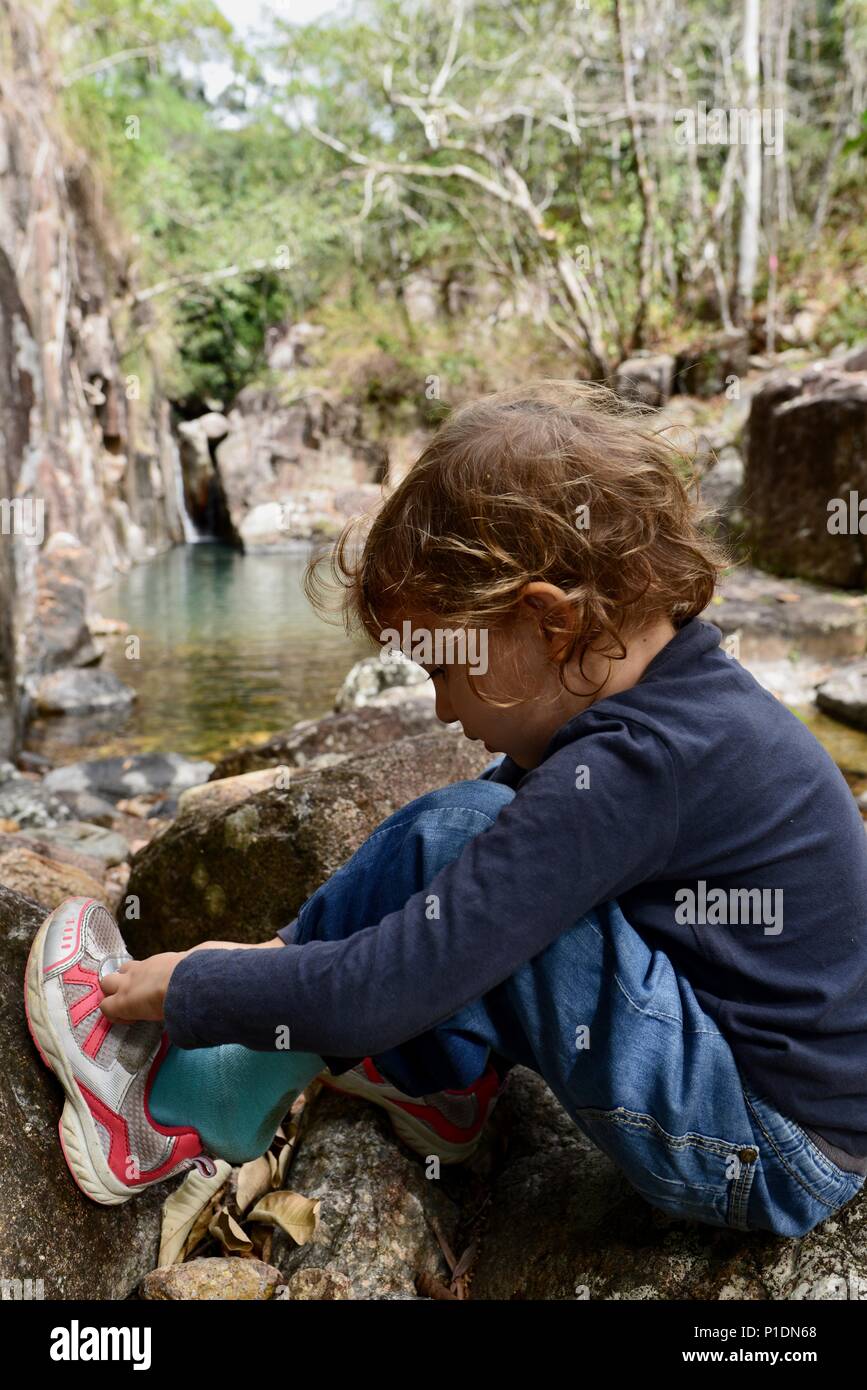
[727,1153,758,1230]
[574,1105,749,1161]
[610,969,728,1034]
[742,1088,849,1212]
[583,917,725,1036]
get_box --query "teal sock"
[149,1042,326,1165]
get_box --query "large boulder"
[210,701,443,781]
[0,884,166,1298]
[743,365,867,586]
[472,1069,867,1300]
[124,731,490,955]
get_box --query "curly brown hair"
[305,379,729,705]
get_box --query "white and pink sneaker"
[25,896,216,1206]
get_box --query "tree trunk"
[734,0,762,325]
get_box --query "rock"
[276,1267,354,1300]
[44,752,215,805]
[124,731,491,955]
[52,789,118,827]
[779,306,823,347]
[816,663,867,731]
[176,414,230,527]
[0,776,71,830]
[704,566,867,664]
[402,271,442,325]
[699,446,744,539]
[0,884,166,1297]
[0,2,186,765]
[268,1087,457,1299]
[140,1257,283,1301]
[0,245,33,761]
[841,343,867,373]
[0,845,105,908]
[16,750,53,773]
[88,615,129,637]
[32,667,136,715]
[177,769,288,821]
[471,1069,867,1300]
[213,391,387,551]
[743,366,867,586]
[265,321,324,372]
[23,550,103,676]
[613,353,675,407]
[674,330,750,398]
[210,701,444,780]
[237,489,380,550]
[21,821,129,869]
[334,652,431,711]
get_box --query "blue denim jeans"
[289,775,865,1238]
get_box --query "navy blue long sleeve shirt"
[164,618,867,1164]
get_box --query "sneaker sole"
[321,1070,487,1165]
[24,904,140,1206]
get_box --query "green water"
[27,543,373,765]
[24,542,867,785]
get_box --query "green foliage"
[53,0,867,409]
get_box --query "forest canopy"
[52,0,867,410]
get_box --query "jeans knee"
[402,778,515,821]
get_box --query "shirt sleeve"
[163,717,679,1054]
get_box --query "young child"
[25,380,867,1236]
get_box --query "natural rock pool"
[25,543,373,765]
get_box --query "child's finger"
[99,991,133,1022]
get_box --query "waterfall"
[168,432,202,544]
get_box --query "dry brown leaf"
[183,1192,225,1262]
[277,1142,293,1184]
[158,1161,232,1266]
[208,1208,254,1253]
[235,1156,272,1215]
[246,1191,320,1246]
[775,592,802,603]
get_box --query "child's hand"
[99,952,187,1024]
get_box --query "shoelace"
[177,1154,219,1177]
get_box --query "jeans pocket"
[741,1084,866,1217]
[573,1104,760,1230]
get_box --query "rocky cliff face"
[0,1,186,758]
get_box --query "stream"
[24,542,373,766]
